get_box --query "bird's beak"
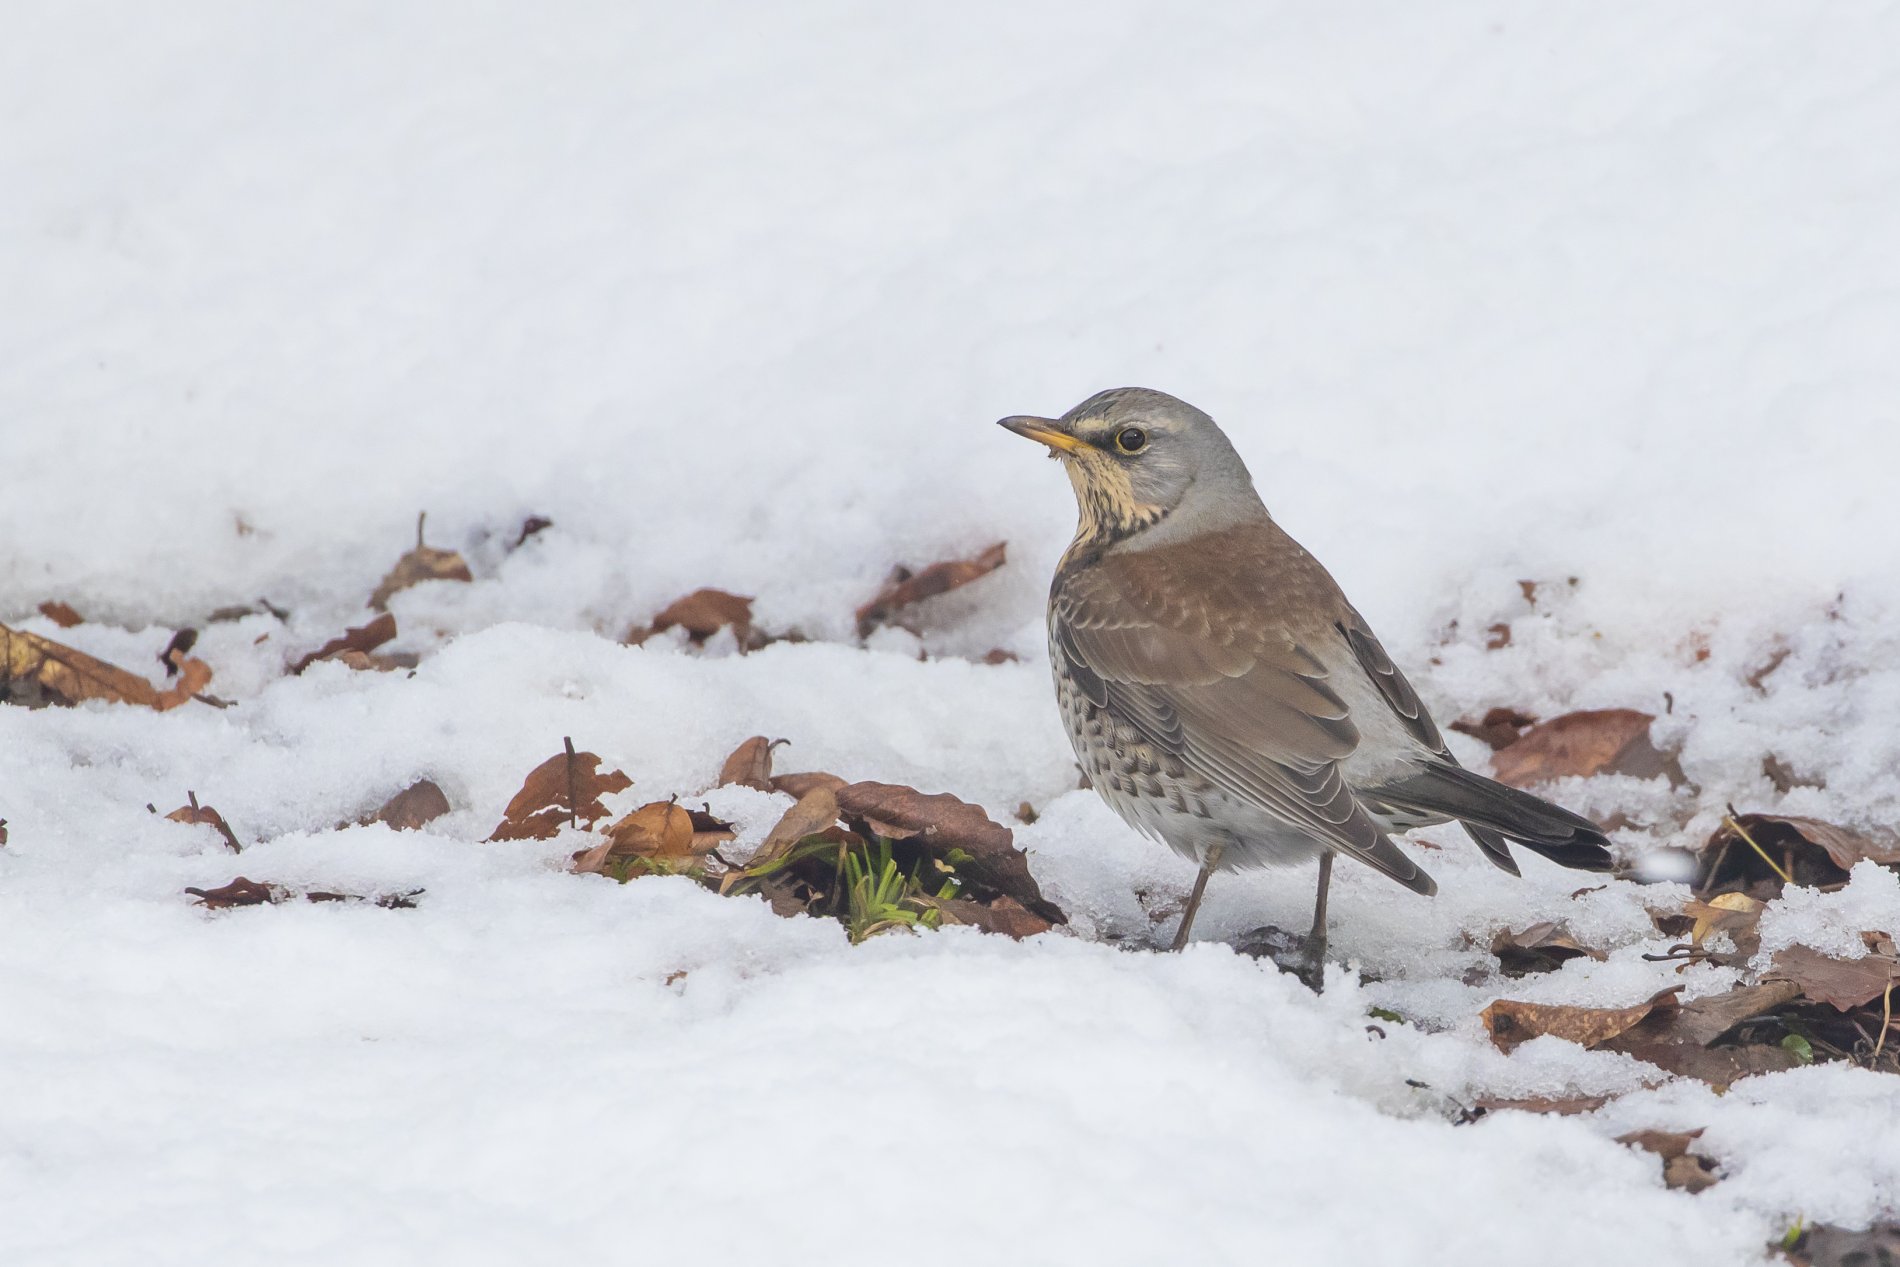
[997,415,1086,456]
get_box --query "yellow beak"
[997,415,1087,455]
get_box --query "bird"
[999,387,1611,983]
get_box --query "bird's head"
[999,387,1258,547]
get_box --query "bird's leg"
[1170,841,1225,951]
[1298,851,1335,991]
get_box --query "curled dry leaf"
[1481,987,1683,1054]
[717,735,784,792]
[185,877,279,908]
[1489,708,1680,788]
[1694,812,1900,901]
[367,779,451,832]
[627,588,758,649]
[369,515,473,611]
[165,793,243,853]
[771,771,847,799]
[1471,1093,1610,1117]
[1450,707,1538,752]
[0,819,7,847]
[855,541,1007,637]
[1490,921,1607,977]
[732,786,843,883]
[291,612,398,674]
[1596,982,1806,1086]
[37,600,83,628]
[912,893,1053,940]
[1615,1129,1721,1193]
[1765,941,1900,1012]
[1,624,212,711]
[488,741,633,842]
[835,780,1064,924]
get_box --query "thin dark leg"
[1170,841,1225,951]
[1299,851,1335,990]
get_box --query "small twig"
[1723,807,1793,886]
[415,512,428,550]
[563,736,578,830]
[1875,982,1895,1062]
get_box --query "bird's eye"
[1114,427,1147,454]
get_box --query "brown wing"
[1053,532,1435,895]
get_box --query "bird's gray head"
[998,387,1261,547]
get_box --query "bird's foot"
[1233,925,1327,993]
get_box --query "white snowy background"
[4,3,1899,1264]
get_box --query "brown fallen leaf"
[38,600,83,628]
[1644,892,1766,970]
[1766,942,1900,1012]
[512,515,553,549]
[981,648,1020,665]
[1481,987,1683,1053]
[1491,921,1608,977]
[1451,706,1539,752]
[1597,981,1805,1086]
[731,786,844,884]
[488,739,633,841]
[290,612,399,674]
[165,792,243,853]
[185,877,279,908]
[305,888,423,909]
[835,781,1064,924]
[687,807,737,853]
[1,623,212,711]
[771,771,848,799]
[855,541,1007,637]
[1616,1129,1720,1193]
[1694,812,1900,901]
[1471,1093,1610,1116]
[627,588,758,649]
[370,514,473,611]
[0,819,9,847]
[1490,709,1680,788]
[717,735,785,792]
[913,893,1053,939]
[367,780,451,832]
[576,799,708,875]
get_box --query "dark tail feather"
[1377,763,1614,873]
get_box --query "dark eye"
[1114,427,1147,454]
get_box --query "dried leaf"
[291,612,399,674]
[1490,921,1608,977]
[1,623,211,711]
[1471,1094,1610,1116]
[487,741,633,841]
[628,588,757,648]
[157,629,198,677]
[687,807,737,853]
[1616,1129,1720,1193]
[370,515,472,610]
[1694,812,1900,902]
[1489,709,1679,787]
[606,800,699,858]
[512,515,553,549]
[1688,892,1764,948]
[834,781,1064,924]
[855,542,1007,637]
[368,780,451,832]
[1451,707,1538,752]
[1766,944,1900,1011]
[735,786,843,882]
[770,771,848,799]
[185,877,279,908]
[0,819,7,847]
[1596,982,1807,1086]
[1481,987,1682,1053]
[913,893,1053,939]
[717,736,784,792]
[37,600,83,628]
[165,794,243,852]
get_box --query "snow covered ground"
[5,3,1900,1263]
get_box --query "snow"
[5,2,1900,1263]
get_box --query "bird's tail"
[1370,763,1614,873]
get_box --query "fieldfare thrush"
[1001,387,1611,983]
